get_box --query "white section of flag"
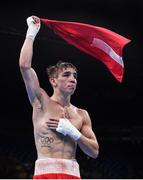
[91,37,124,67]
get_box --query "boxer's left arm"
[77,110,99,159]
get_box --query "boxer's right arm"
[19,16,44,105]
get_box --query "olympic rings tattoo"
[39,135,54,147]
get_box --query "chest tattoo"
[63,107,71,119]
[39,135,54,147]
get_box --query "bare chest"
[33,104,83,132]
[33,104,82,155]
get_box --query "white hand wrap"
[56,118,81,141]
[26,16,41,40]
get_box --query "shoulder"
[72,105,90,120]
[38,87,48,96]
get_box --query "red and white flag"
[40,18,131,82]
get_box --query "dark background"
[0,0,143,178]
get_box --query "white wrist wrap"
[26,16,40,40]
[56,118,81,141]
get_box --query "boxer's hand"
[56,118,81,141]
[26,16,41,40]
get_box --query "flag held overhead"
[40,18,131,82]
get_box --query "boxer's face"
[53,67,77,95]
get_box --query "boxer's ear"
[49,78,57,88]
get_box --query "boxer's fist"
[56,118,81,141]
[26,16,41,40]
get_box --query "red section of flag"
[40,18,131,82]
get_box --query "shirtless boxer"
[19,15,99,179]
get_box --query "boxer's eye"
[62,72,77,79]
[63,72,70,77]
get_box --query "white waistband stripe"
[34,158,80,177]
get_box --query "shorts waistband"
[34,157,80,177]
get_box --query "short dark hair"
[46,60,77,79]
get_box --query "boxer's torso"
[32,97,84,159]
